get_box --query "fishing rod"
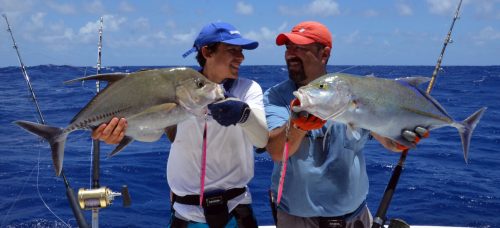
[91,16,103,228]
[76,17,132,228]
[427,0,463,94]
[371,1,463,227]
[2,14,89,228]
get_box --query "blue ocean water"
[0,65,499,227]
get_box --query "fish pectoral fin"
[127,103,178,122]
[64,73,128,85]
[108,136,134,158]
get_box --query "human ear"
[201,46,212,58]
[322,46,331,64]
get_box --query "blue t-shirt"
[264,79,370,217]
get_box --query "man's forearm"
[266,122,307,161]
[240,108,269,148]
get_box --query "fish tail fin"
[456,107,487,163]
[14,120,67,176]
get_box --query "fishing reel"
[78,185,131,210]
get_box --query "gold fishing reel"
[78,185,131,210]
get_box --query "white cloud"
[279,0,340,17]
[85,0,105,14]
[244,23,288,46]
[278,22,288,32]
[473,26,500,45]
[39,27,74,44]
[236,1,253,15]
[0,0,35,13]
[79,15,126,43]
[171,29,196,44]
[165,20,176,29]
[308,0,340,17]
[397,3,413,16]
[119,1,135,13]
[102,15,126,31]
[471,0,500,19]
[245,27,276,44]
[341,30,374,46]
[278,5,295,16]
[343,30,360,45]
[363,9,379,17]
[153,31,167,41]
[46,1,75,15]
[30,12,46,29]
[427,0,455,15]
[132,17,150,31]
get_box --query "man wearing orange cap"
[263,21,426,228]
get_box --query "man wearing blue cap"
[92,22,268,228]
[167,21,268,228]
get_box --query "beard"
[286,58,307,85]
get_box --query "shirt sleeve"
[243,80,264,112]
[264,87,290,131]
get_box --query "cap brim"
[276,33,316,46]
[222,37,259,50]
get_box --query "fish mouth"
[215,84,225,101]
[292,90,308,112]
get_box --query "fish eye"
[195,79,205,88]
[319,83,328,89]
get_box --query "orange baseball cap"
[276,21,332,48]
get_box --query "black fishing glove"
[208,97,251,126]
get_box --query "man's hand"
[290,98,326,131]
[91,117,127,144]
[207,97,251,126]
[396,126,430,151]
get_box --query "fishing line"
[35,148,71,228]
[0,163,35,226]
[3,13,85,227]
[335,65,360,74]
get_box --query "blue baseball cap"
[182,22,259,58]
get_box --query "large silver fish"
[292,73,486,162]
[15,67,224,176]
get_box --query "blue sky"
[1,0,499,67]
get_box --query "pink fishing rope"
[199,116,208,206]
[276,139,290,205]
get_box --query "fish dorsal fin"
[64,73,129,85]
[395,76,431,87]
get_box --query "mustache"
[286,57,303,65]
